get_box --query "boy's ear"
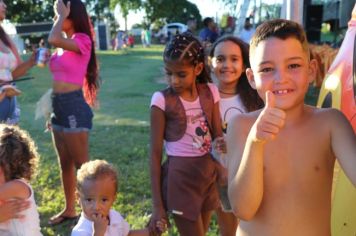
[194,62,204,76]
[246,68,256,89]
[308,59,317,83]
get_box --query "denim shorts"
[0,82,20,124]
[51,90,93,132]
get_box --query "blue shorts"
[0,82,20,124]
[51,90,93,132]
[0,96,16,122]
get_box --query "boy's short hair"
[250,19,310,59]
[77,159,118,193]
[0,124,39,182]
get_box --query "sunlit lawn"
[18,45,169,235]
[17,45,320,235]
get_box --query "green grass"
[17,46,168,235]
[16,45,320,235]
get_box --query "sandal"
[48,214,79,226]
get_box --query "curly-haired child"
[0,124,42,235]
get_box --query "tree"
[86,0,112,23]
[110,0,141,30]
[6,0,54,23]
[143,0,201,27]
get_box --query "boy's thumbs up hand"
[265,89,275,108]
[250,91,286,143]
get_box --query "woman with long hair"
[47,0,99,225]
[0,0,36,124]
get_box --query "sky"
[114,0,227,30]
[188,0,227,18]
[114,0,284,30]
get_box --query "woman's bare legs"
[49,130,89,225]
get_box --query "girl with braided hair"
[149,32,225,235]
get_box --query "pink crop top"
[49,33,91,86]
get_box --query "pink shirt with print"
[150,83,220,157]
[49,33,91,86]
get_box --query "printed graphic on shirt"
[185,107,212,153]
[222,107,244,133]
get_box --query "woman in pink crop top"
[47,0,99,225]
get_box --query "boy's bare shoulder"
[310,106,347,122]
[229,110,262,133]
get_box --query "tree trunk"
[234,0,250,36]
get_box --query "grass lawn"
[16,45,320,235]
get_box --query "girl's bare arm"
[48,0,80,52]
[148,106,167,231]
[0,180,30,200]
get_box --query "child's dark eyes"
[165,71,186,78]
[215,57,223,63]
[214,56,239,64]
[85,198,92,202]
[177,72,187,77]
[259,67,273,73]
[288,64,301,69]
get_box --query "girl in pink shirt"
[149,32,224,235]
[47,0,99,225]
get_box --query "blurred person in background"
[199,17,219,47]
[0,0,36,124]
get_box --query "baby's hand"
[213,136,227,154]
[250,91,286,143]
[156,218,168,234]
[92,213,108,236]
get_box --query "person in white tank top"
[0,124,42,235]
[0,0,36,124]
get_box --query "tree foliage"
[110,0,141,18]
[6,0,54,23]
[143,0,201,26]
[6,0,202,30]
[6,0,114,24]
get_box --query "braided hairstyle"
[163,32,211,83]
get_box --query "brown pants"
[162,154,219,221]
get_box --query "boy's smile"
[247,37,316,110]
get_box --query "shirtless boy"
[227,19,356,236]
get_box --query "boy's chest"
[263,124,335,186]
